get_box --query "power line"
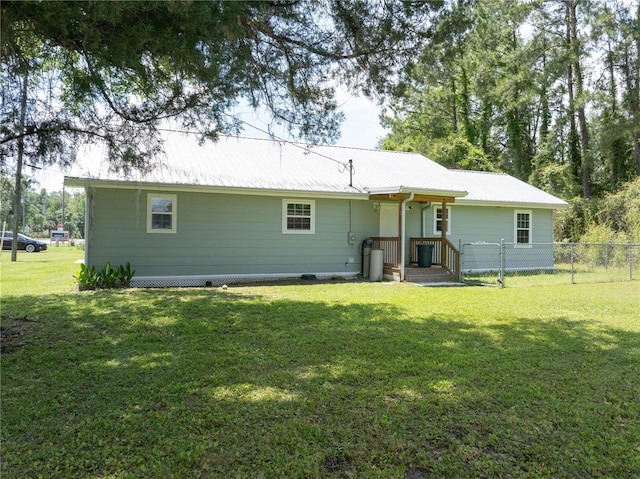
[216,112,352,170]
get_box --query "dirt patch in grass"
[0,315,38,354]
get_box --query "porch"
[371,236,461,282]
[367,187,466,282]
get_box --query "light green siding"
[427,204,554,246]
[86,188,559,279]
[405,203,556,271]
[86,188,378,277]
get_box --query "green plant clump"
[74,261,135,290]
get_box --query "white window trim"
[147,193,177,234]
[282,199,315,234]
[432,206,451,236]
[514,209,532,248]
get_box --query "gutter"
[366,186,467,198]
[400,192,414,282]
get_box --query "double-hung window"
[147,194,177,233]
[283,199,315,234]
[514,210,532,246]
[433,207,451,235]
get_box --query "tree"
[1,169,87,239]
[380,0,639,203]
[1,0,445,260]
[2,1,444,164]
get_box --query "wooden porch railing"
[370,237,460,281]
[371,237,400,267]
[409,237,460,280]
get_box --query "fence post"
[630,243,633,281]
[499,239,505,288]
[570,242,575,284]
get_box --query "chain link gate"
[459,241,502,286]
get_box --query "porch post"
[400,192,414,281]
[397,201,403,266]
[441,200,447,266]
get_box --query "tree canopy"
[380,0,640,203]
[1,0,443,172]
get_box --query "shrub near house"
[75,262,135,290]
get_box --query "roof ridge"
[157,127,428,156]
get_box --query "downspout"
[400,192,414,282]
[84,185,94,267]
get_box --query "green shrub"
[74,264,101,291]
[116,262,135,288]
[100,262,118,288]
[555,178,640,243]
[74,261,135,290]
[577,224,633,267]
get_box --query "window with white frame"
[147,194,177,233]
[282,199,315,234]
[514,210,532,246]
[433,207,451,235]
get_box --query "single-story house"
[65,131,568,286]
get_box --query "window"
[433,207,451,235]
[514,210,532,246]
[147,194,177,233]
[283,199,315,234]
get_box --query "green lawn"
[2,248,639,478]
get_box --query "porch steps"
[391,266,456,283]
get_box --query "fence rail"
[409,237,460,279]
[371,237,399,267]
[460,241,639,287]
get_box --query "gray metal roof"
[450,170,568,207]
[65,131,567,208]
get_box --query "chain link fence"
[460,241,639,287]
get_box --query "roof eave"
[64,176,371,200]
[456,198,569,209]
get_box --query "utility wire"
[216,112,353,170]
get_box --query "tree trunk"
[450,77,458,133]
[607,40,620,186]
[460,64,475,144]
[633,5,640,174]
[11,69,28,262]
[565,18,581,192]
[568,0,592,198]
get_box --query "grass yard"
[1,248,640,478]
[465,264,640,288]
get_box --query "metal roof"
[65,131,567,208]
[450,170,568,207]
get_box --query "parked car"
[2,232,48,253]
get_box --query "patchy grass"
[1,255,639,478]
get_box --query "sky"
[30,93,388,193]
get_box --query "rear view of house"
[65,132,567,286]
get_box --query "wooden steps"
[388,265,456,283]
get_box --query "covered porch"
[367,187,465,282]
[371,236,460,281]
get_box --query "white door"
[379,203,399,237]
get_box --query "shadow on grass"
[2,288,639,478]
